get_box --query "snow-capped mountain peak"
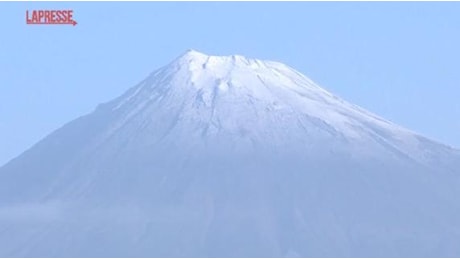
[1,50,459,257]
[102,50,456,166]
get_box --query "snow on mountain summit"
[1,50,460,257]
[102,50,454,166]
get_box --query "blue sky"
[1,2,459,165]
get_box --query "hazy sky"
[1,2,459,166]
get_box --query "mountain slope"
[1,50,460,257]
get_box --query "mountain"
[1,50,460,257]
